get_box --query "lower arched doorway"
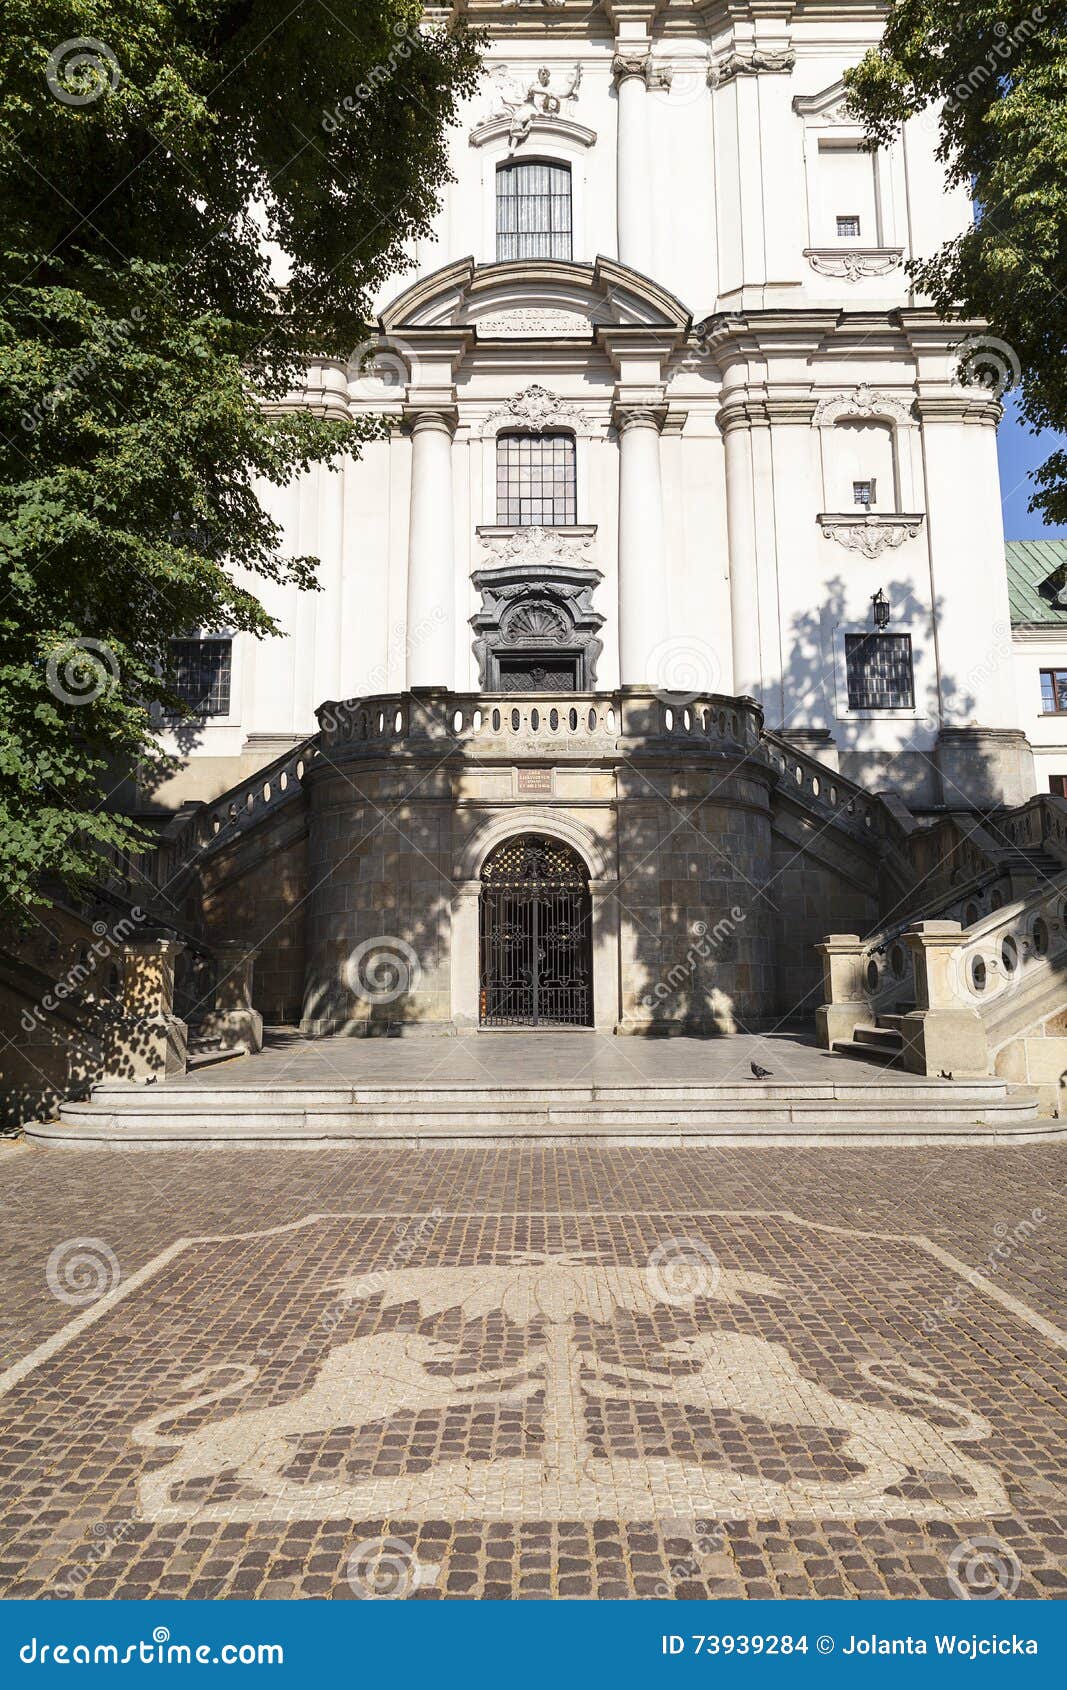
[479,834,593,1027]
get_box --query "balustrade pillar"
[813,934,868,1051]
[616,404,668,685]
[405,407,456,689]
[200,941,263,1055]
[105,939,188,1080]
[900,920,988,1076]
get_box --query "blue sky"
[998,395,1067,540]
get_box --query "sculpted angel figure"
[492,62,583,149]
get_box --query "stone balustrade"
[315,687,765,759]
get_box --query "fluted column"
[612,51,655,274]
[404,407,456,689]
[616,404,668,685]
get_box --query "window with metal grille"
[844,633,914,710]
[496,431,577,526]
[496,159,572,261]
[853,479,875,507]
[1040,668,1067,714]
[837,213,861,237]
[168,637,232,716]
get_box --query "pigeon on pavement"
[750,1061,773,1080]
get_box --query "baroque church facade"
[142,0,1042,1042]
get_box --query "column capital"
[613,400,667,434]
[402,404,458,438]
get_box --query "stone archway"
[450,812,619,1034]
[478,834,593,1027]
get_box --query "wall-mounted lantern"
[871,587,890,629]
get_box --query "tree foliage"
[846,2,1067,524]
[0,1,481,915]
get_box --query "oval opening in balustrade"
[664,707,674,731]
[550,708,559,731]
[829,785,838,805]
[717,711,726,734]
[531,708,540,731]
[228,803,238,821]
[279,772,288,791]
[811,776,820,798]
[683,708,691,731]
[246,792,255,812]
[394,710,403,733]
[262,783,271,802]
[794,765,802,785]
[473,710,482,731]
[212,817,221,835]
[511,707,521,731]
[970,955,987,993]
[865,959,879,993]
[1032,917,1050,957]
[377,711,385,734]
[889,942,906,977]
[588,707,597,731]
[453,709,463,733]
[1001,936,1019,975]
[296,760,305,780]
[568,708,578,732]
[606,707,616,731]
[492,708,501,732]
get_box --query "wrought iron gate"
[479,835,592,1027]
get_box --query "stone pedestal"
[936,727,1035,809]
[900,920,988,1077]
[814,934,868,1049]
[104,940,188,1081]
[199,941,263,1054]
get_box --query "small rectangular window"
[1040,669,1067,714]
[853,479,875,507]
[836,214,861,238]
[845,633,914,710]
[168,637,232,717]
[1050,775,1067,798]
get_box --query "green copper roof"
[1005,539,1067,625]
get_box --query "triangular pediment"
[379,257,690,339]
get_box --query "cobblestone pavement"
[0,1144,1065,1601]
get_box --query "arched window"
[496,159,572,261]
[496,431,576,526]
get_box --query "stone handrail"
[760,728,912,855]
[137,736,319,899]
[948,881,1067,1055]
[986,793,1067,864]
[316,687,765,757]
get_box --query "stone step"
[831,1037,906,1066]
[851,1023,904,1049]
[25,1090,1054,1150]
